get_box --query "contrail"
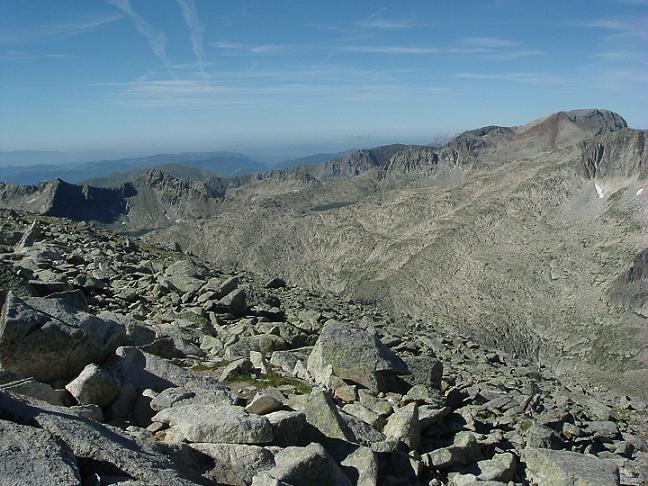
[175,0,207,79]
[108,0,175,76]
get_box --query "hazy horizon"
[1,0,647,153]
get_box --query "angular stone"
[221,358,254,382]
[341,411,386,445]
[252,443,352,486]
[476,452,517,482]
[358,389,393,417]
[14,220,42,252]
[402,354,444,389]
[522,448,620,486]
[340,445,379,486]
[0,292,124,382]
[0,391,207,485]
[424,432,480,469]
[0,419,81,486]
[190,443,275,486]
[264,277,286,289]
[152,404,273,444]
[1,380,66,406]
[266,410,306,447]
[343,403,384,429]
[307,320,409,393]
[303,389,355,442]
[105,347,235,404]
[149,386,235,413]
[383,402,420,450]
[246,394,284,415]
[221,289,248,316]
[164,260,209,294]
[65,363,120,407]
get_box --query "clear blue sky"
[1,0,646,153]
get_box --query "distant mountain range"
[0,148,375,186]
[0,151,267,185]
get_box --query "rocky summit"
[0,210,647,486]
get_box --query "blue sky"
[0,0,646,153]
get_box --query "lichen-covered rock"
[382,402,421,450]
[152,404,273,444]
[266,410,306,447]
[0,419,81,486]
[65,363,120,407]
[251,443,352,486]
[307,320,409,392]
[190,443,275,486]
[302,389,355,442]
[522,448,620,485]
[0,292,124,382]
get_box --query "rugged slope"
[0,210,646,486]
[1,109,646,398]
[144,110,648,398]
[0,170,233,232]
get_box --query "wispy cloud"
[175,0,206,78]
[110,65,449,108]
[569,19,631,30]
[461,37,518,48]
[108,0,174,75]
[212,41,293,54]
[340,45,508,55]
[457,72,566,85]
[0,51,74,61]
[591,51,647,61]
[354,8,420,29]
[0,13,120,46]
[487,49,545,61]
[354,18,418,29]
[341,46,444,54]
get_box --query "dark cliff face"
[580,128,648,180]
[44,179,128,223]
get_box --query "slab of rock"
[424,432,481,469]
[149,386,234,412]
[307,320,409,393]
[14,220,42,252]
[475,452,517,482]
[0,419,81,486]
[152,404,273,444]
[246,394,284,415]
[522,448,620,485]
[402,354,444,389]
[190,443,275,486]
[303,389,355,442]
[266,410,306,447]
[382,402,421,450]
[164,259,209,293]
[0,292,124,382]
[220,288,248,316]
[220,357,254,382]
[252,443,352,486]
[65,363,120,407]
[2,380,66,406]
[105,347,235,404]
[340,445,379,486]
[0,391,206,485]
